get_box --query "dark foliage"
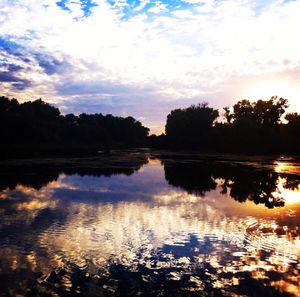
[2,95,300,155]
[165,103,219,149]
[0,96,149,154]
[151,96,300,154]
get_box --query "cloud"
[34,54,68,75]
[0,72,21,82]
[133,0,151,12]
[0,71,31,90]
[0,55,31,90]
[7,64,24,72]
[0,0,300,133]
[148,2,168,13]
[56,80,131,96]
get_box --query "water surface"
[0,153,299,296]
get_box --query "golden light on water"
[16,199,56,211]
[0,160,299,296]
[37,193,300,276]
[274,161,300,175]
[273,177,300,205]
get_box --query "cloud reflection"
[0,156,299,296]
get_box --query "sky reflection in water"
[0,157,299,297]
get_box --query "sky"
[0,0,300,134]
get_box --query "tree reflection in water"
[163,159,300,208]
[0,154,299,296]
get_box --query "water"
[0,152,299,297]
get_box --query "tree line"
[0,96,149,156]
[150,96,300,154]
[1,95,300,155]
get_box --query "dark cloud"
[11,81,32,90]
[0,61,24,73]
[0,36,66,76]
[0,71,31,90]
[8,64,24,72]
[34,54,65,75]
[0,72,18,82]
[0,37,31,64]
[0,38,32,90]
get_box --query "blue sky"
[1,0,300,133]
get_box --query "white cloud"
[183,0,213,3]
[1,0,300,133]
[133,0,151,12]
[172,9,193,18]
[148,2,168,14]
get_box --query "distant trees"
[152,96,300,154]
[281,111,300,153]
[217,96,289,153]
[226,97,288,126]
[165,103,219,148]
[2,95,300,155]
[0,96,149,154]
[285,112,300,125]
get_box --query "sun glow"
[274,162,300,175]
[243,79,300,110]
[273,177,300,205]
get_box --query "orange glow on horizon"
[274,162,300,175]
[242,79,300,111]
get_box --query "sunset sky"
[1,0,300,133]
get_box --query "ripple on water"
[1,163,299,297]
[14,211,298,297]
[244,220,300,263]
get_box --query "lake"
[0,151,299,297]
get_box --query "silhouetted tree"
[165,103,219,149]
[155,97,300,154]
[225,97,288,126]
[215,97,289,153]
[254,97,288,126]
[231,99,254,124]
[285,112,300,125]
[280,112,300,153]
[0,96,149,156]
[223,106,234,124]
